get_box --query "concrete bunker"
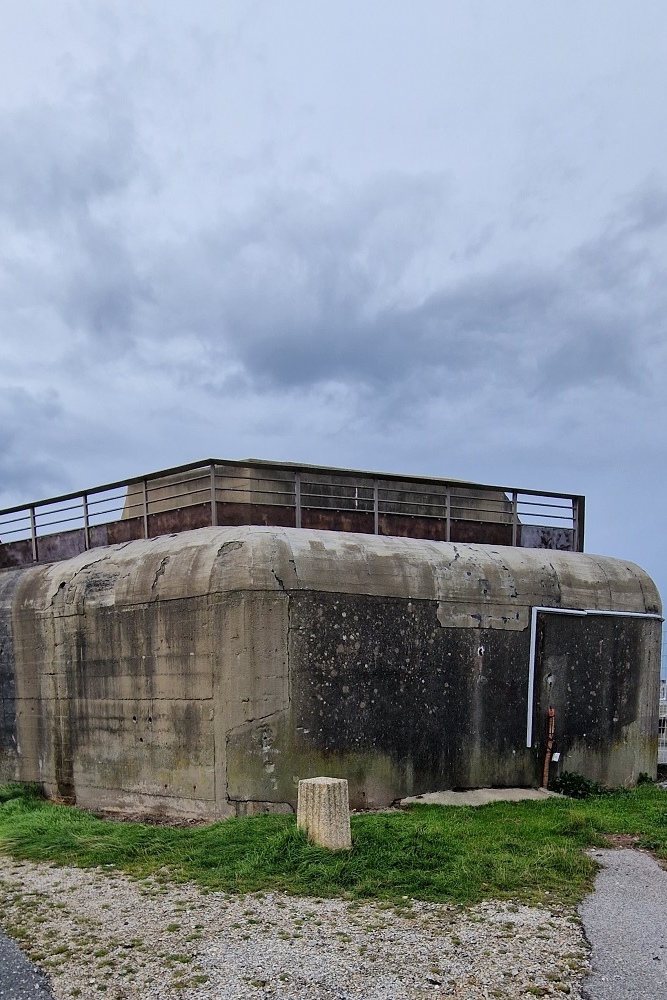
[0,525,662,818]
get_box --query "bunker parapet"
[0,526,661,818]
[0,458,584,570]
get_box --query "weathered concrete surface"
[400,787,562,807]
[0,526,661,818]
[297,777,352,850]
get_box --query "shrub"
[549,771,610,800]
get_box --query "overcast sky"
[1,1,666,644]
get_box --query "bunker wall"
[0,526,661,817]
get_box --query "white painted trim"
[526,607,663,748]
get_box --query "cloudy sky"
[1,2,666,638]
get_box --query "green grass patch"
[0,784,665,907]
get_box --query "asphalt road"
[0,931,52,1000]
[579,848,667,1000]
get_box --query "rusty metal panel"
[105,518,143,545]
[0,540,33,569]
[519,525,575,551]
[449,520,514,546]
[217,503,296,529]
[147,504,212,537]
[302,509,374,534]
[35,528,87,563]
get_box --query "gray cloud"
[0,84,146,347]
[0,94,136,230]
[1,2,666,638]
[0,388,66,505]
[123,182,666,407]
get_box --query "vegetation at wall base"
[548,770,614,799]
[0,783,666,908]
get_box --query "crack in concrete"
[151,556,170,592]
[216,540,244,560]
[226,797,294,812]
[47,552,115,607]
[226,709,282,737]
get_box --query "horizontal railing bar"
[0,457,584,518]
[0,457,582,563]
[303,492,375,501]
[121,502,144,515]
[146,473,210,488]
[301,476,374,493]
[379,486,504,497]
[145,486,211,504]
[301,492,374,504]
[218,473,297,486]
[302,506,374,515]
[73,504,124,522]
[381,500,511,516]
[4,508,574,529]
[85,494,128,510]
[516,513,573,522]
[0,526,33,539]
[33,502,83,517]
[218,498,295,508]
[34,500,87,520]
[0,513,33,529]
[516,499,574,511]
[33,514,87,532]
[381,493,516,509]
[215,483,294,497]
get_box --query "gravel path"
[579,848,667,1000]
[0,856,589,999]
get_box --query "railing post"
[29,506,37,562]
[142,479,149,539]
[574,496,585,552]
[294,471,302,528]
[210,464,218,527]
[373,481,379,535]
[511,491,518,547]
[445,487,451,542]
[82,494,90,550]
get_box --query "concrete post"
[297,777,352,851]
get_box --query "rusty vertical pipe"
[542,708,555,788]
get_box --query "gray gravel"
[579,848,667,1000]
[0,929,53,999]
[0,857,588,998]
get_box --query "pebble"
[0,857,589,999]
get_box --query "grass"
[0,782,666,907]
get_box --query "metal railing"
[0,458,585,567]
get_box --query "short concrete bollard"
[297,776,352,851]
